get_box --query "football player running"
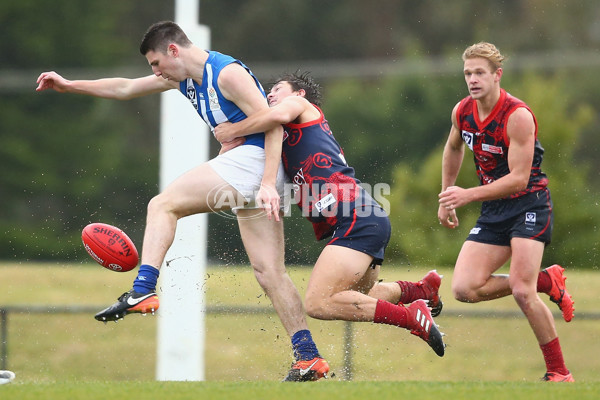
[438,42,574,382]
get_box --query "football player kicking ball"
[37,21,328,381]
[438,42,574,382]
[215,72,446,363]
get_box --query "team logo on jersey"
[482,143,504,155]
[525,212,537,225]
[313,153,333,168]
[286,128,302,146]
[186,79,198,110]
[461,130,474,151]
[208,87,220,111]
[320,120,332,134]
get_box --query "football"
[81,222,139,272]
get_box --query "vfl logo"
[186,79,198,110]
[461,130,474,151]
[525,212,537,225]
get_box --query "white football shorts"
[208,144,289,211]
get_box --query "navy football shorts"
[466,189,553,246]
[327,205,391,265]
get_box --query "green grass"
[0,381,600,400]
[2,381,600,400]
[0,262,599,398]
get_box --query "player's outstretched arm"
[36,71,176,100]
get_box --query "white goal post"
[156,0,210,381]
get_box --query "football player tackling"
[215,71,446,361]
[37,21,326,381]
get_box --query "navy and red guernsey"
[282,105,380,240]
[456,88,548,198]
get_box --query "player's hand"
[36,71,69,92]
[214,122,237,143]
[218,137,246,154]
[256,183,280,222]
[438,185,471,211]
[438,204,459,229]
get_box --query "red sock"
[537,270,551,294]
[373,299,410,329]
[540,337,569,375]
[396,280,425,304]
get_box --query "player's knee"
[252,264,283,291]
[451,282,472,302]
[511,285,535,310]
[304,295,324,319]
[147,194,168,215]
[147,193,181,219]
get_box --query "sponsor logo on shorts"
[314,193,336,212]
[470,227,481,235]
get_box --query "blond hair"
[462,42,505,71]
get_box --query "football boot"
[95,289,159,322]
[283,357,330,382]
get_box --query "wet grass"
[0,262,598,384]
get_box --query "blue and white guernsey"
[179,51,265,148]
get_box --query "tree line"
[1,1,598,268]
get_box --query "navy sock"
[133,264,160,294]
[291,329,320,361]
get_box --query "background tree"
[1,0,599,268]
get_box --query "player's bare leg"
[510,238,571,380]
[452,241,513,303]
[95,162,240,322]
[141,162,240,268]
[304,245,445,356]
[237,209,308,335]
[237,209,329,381]
[509,238,557,344]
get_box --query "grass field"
[2,380,600,400]
[0,262,599,399]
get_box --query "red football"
[82,223,139,272]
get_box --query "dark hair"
[139,21,192,55]
[272,70,322,106]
